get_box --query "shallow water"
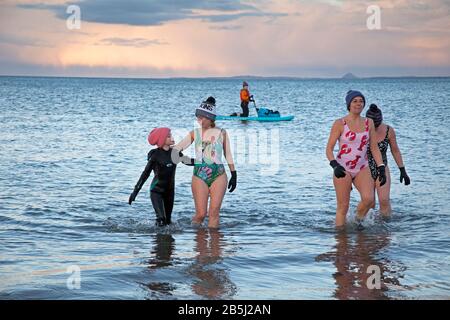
[0,76,449,299]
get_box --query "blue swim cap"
[346,90,366,110]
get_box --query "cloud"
[198,11,286,23]
[209,25,243,31]
[0,59,217,78]
[96,37,168,47]
[3,0,449,77]
[17,0,286,26]
[0,34,54,47]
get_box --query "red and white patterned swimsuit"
[336,118,369,179]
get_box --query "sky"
[0,0,449,78]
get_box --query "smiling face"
[349,96,365,115]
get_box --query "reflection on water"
[142,229,236,300]
[189,228,236,299]
[150,233,175,269]
[316,231,407,300]
[144,233,176,298]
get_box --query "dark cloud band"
[18,0,285,26]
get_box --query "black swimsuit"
[367,126,390,180]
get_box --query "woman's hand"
[377,165,387,187]
[330,160,346,178]
[228,171,237,193]
[399,167,410,185]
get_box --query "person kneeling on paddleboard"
[128,127,195,227]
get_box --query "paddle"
[251,96,259,116]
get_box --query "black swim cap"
[366,103,383,128]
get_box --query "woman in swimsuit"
[174,97,237,228]
[366,104,410,217]
[326,90,387,229]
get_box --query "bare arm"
[388,126,405,168]
[326,120,343,162]
[222,129,236,172]
[368,119,384,166]
[173,130,194,152]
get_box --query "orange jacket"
[240,88,250,102]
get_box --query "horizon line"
[1,74,450,81]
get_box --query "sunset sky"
[1,0,449,78]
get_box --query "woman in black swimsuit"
[366,104,410,217]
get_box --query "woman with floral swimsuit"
[175,97,236,228]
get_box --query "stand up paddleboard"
[216,99,294,122]
[216,115,294,122]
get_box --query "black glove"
[399,167,410,185]
[330,160,346,179]
[128,189,138,205]
[377,165,387,187]
[249,95,254,102]
[228,171,237,193]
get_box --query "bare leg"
[207,174,227,229]
[353,167,375,220]
[192,176,209,225]
[333,173,353,228]
[371,187,377,210]
[376,166,392,217]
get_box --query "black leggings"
[150,190,174,226]
[240,101,249,117]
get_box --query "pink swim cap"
[148,127,170,148]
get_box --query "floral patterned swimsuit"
[193,128,226,187]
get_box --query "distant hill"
[341,73,358,79]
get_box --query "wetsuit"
[131,148,194,226]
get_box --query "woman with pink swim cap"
[128,127,194,227]
[326,90,387,230]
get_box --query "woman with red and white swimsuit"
[326,90,387,229]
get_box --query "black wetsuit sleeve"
[133,159,154,195]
